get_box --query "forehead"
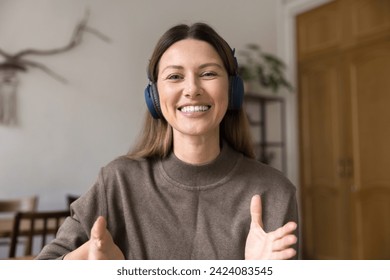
[158,39,224,68]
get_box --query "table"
[6,255,35,260]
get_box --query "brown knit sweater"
[36,143,298,259]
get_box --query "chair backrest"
[8,210,69,258]
[0,196,38,252]
[66,194,79,209]
[0,196,38,213]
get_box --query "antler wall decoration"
[0,10,111,126]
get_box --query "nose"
[184,76,201,98]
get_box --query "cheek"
[157,84,177,117]
[216,84,229,112]
[157,83,169,104]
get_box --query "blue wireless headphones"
[144,49,244,119]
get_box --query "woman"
[37,22,298,260]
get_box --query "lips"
[178,105,211,113]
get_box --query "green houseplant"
[237,43,293,93]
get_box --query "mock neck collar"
[158,142,242,190]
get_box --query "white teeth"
[180,105,210,113]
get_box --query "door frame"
[276,0,333,258]
[276,0,333,185]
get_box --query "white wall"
[0,0,284,210]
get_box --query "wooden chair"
[0,196,38,249]
[66,194,79,209]
[0,196,38,213]
[8,210,69,258]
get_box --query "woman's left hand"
[245,195,297,260]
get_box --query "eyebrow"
[160,62,224,74]
[199,63,224,70]
[160,65,183,74]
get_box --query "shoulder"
[237,156,296,195]
[96,155,157,185]
[101,155,152,174]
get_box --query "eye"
[166,74,183,81]
[201,71,217,79]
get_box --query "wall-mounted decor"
[0,66,20,125]
[0,10,110,126]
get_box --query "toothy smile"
[179,105,211,113]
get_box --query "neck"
[173,133,221,165]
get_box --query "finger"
[271,248,296,260]
[270,221,297,240]
[272,234,297,251]
[88,216,124,260]
[250,195,263,228]
[91,216,107,249]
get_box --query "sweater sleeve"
[35,169,107,260]
[285,187,299,259]
[278,182,299,259]
[261,173,300,260]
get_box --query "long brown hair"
[128,22,255,159]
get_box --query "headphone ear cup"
[229,75,244,110]
[144,83,162,119]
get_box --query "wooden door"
[346,40,390,259]
[299,54,351,259]
[297,0,390,259]
[343,0,390,46]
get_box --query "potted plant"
[237,43,293,94]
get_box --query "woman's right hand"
[64,216,125,260]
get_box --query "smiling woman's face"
[157,39,229,141]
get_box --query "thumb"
[250,195,264,228]
[91,216,107,248]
